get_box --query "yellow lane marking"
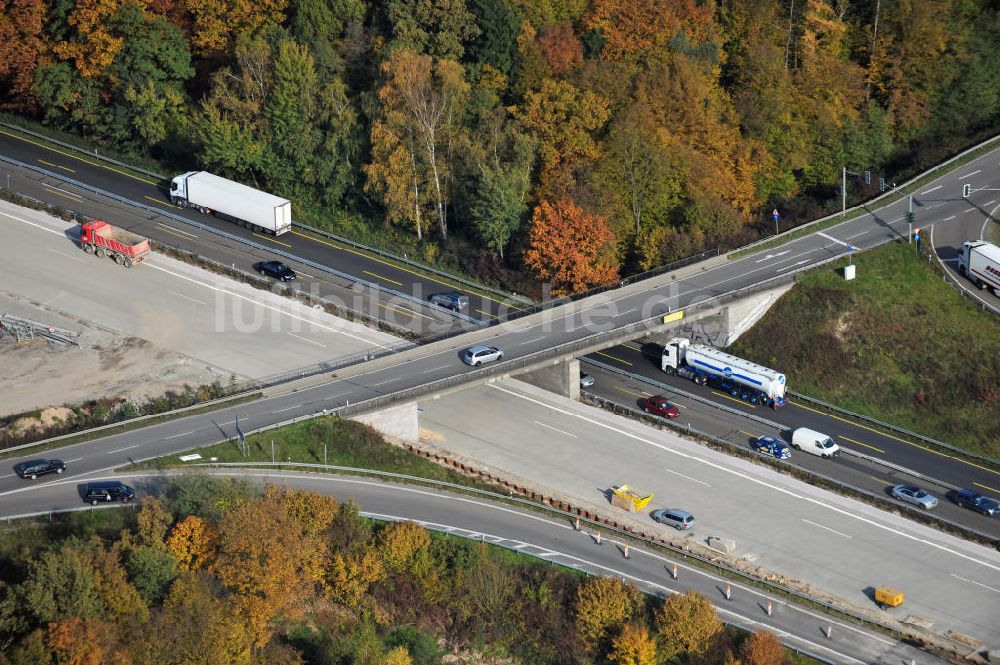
[38,159,75,173]
[363,270,403,286]
[291,229,526,311]
[792,400,1000,477]
[973,482,1000,497]
[158,227,193,240]
[840,435,885,454]
[146,195,179,208]
[378,303,416,317]
[475,308,498,320]
[870,476,892,486]
[622,342,642,351]
[615,386,647,398]
[739,430,759,439]
[0,127,158,185]
[43,187,82,202]
[712,391,754,407]
[595,351,632,365]
[253,233,291,248]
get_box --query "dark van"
[83,481,135,505]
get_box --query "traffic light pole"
[908,195,913,243]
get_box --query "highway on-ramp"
[0,470,946,665]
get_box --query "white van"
[791,428,840,458]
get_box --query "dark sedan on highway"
[950,489,999,517]
[255,260,296,281]
[13,459,66,479]
[751,436,792,460]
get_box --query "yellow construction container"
[611,485,653,512]
[875,586,904,609]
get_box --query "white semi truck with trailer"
[661,337,787,408]
[957,240,1000,292]
[170,171,292,235]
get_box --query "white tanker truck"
[661,337,787,408]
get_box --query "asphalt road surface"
[578,359,1000,538]
[0,470,944,665]
[415,380,1000,646]
[580,338,1000,531]
[0,126,523,330]
[0,199,404,379]
[1,378,997,648]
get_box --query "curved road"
[0,469,942,665]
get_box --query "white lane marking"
[617,308,638,317]
[143,262,391,349]
[156,223,196,238]
[845,230,868,240]
[943,215,956,222]
[802,519,852,539]
[776,260,809,273]
[47,248,87,264]
[0,212,66,238]
[919,185,942,195]
[0,474,15,479]
[520,337,546,345]
[164,431,195,439]
[950,573,1000,595]
[421,365,451,374]
[106,445,140,454]
[755,250,791,263]
[985,199,998,207]
[295,269,315,279]
[958,170,981,179]
[963,207,977,214]
[165,289,206,305]
[273,405,300,413]
[664,468,711,487]
[817,232,848,247]
[532,420,578,438]
[65,458,83,463]
[286,331,327,348]
[372,377,400,387]
[488,384,1000,574]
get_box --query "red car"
[643,395,680,419]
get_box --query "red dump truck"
[79,220,150,268]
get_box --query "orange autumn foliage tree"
[52,0,133,78]
[379,520,431,574]
[0,0,47,111]
[537,24,583,77]
[524,199,619,295]
[573,576,642,648]
[47,617,107,665]
[584,0,714,63]
[609,623,657,665]
[166,515,220,571]
[740,630,789,665]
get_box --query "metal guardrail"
[0,155,446,321]
[581,391,1000,545]
[0,120,529,308]
[0,390,262,456]
[788,390,1000,468]
[0,121,167,181]
[169,462,913,647]
[294,221,531,306]
[0,471,837,664]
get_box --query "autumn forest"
[2,0,999,294]
[0,479,796,664]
